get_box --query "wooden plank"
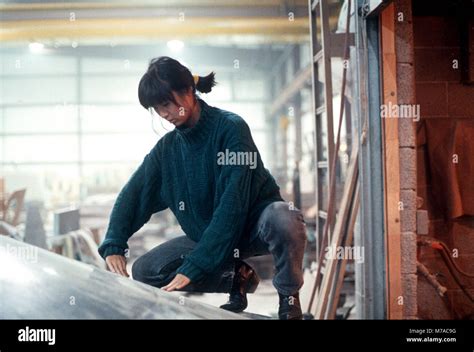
[313,143,359,319]
[268,65,311,116]
[327,182,360,319]
[380,3,403,320]
[320,0,335,179]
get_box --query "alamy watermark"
[325,245,364,264]
[18,326,55,346]
[217,149,257,170]
[0,243,38,263]
[380,102,420,122]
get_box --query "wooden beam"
[268,65,311,116]
[0,0,311,11]
[327,182,360,319]
[313,142,359,319]
[0,18,309,42]
[380,3,403,320]
[320,0,335,178]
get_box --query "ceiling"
[0,0,313,46]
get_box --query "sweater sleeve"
[98,143,167,259]
[176,118,256,282]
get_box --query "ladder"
[308,0,336,263]
[307,0,356,318]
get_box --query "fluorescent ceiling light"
[167,39,184,52]
[29,42,44,53]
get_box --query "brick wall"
[414,11,474,319]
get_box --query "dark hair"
[138,56,216,109]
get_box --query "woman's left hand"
[162,274,191,292]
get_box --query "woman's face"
[153,89,195,127]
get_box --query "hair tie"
[193,74,200,85]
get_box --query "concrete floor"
[175,279,280,318]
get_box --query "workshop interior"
[1,0,473,320]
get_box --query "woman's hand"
[162,274,191,292]
[105,255,129,277]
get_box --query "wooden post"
[380,3,403,320]
[314,144,359,319]
[327,183,360,319]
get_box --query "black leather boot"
[220,261,260,313]
[278,292,303,320]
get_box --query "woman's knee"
[131,255,149,282]
[131,253,174,287]
[131,236,193,286]
[264,202,307,246]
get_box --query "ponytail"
[195,72,217,94]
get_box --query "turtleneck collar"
[174,98,214,145]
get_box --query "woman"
[98,56,307,319]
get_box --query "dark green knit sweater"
[98,98,283,282]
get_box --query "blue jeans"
[132,201,307,296]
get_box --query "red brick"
[451,218,474,254]
[413,17,460,47]
[428,219,452,244]
[424,185,448,220]
[416,148,428,188]
[454,255,474,287]
[418,242,438,260]
[414,48,461,82]
[417,120,426,144]
[417,277,453,319]
[415,83,448,117]
[448,83,474,118]
[419,256,458,290]
[449,289,474,319]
